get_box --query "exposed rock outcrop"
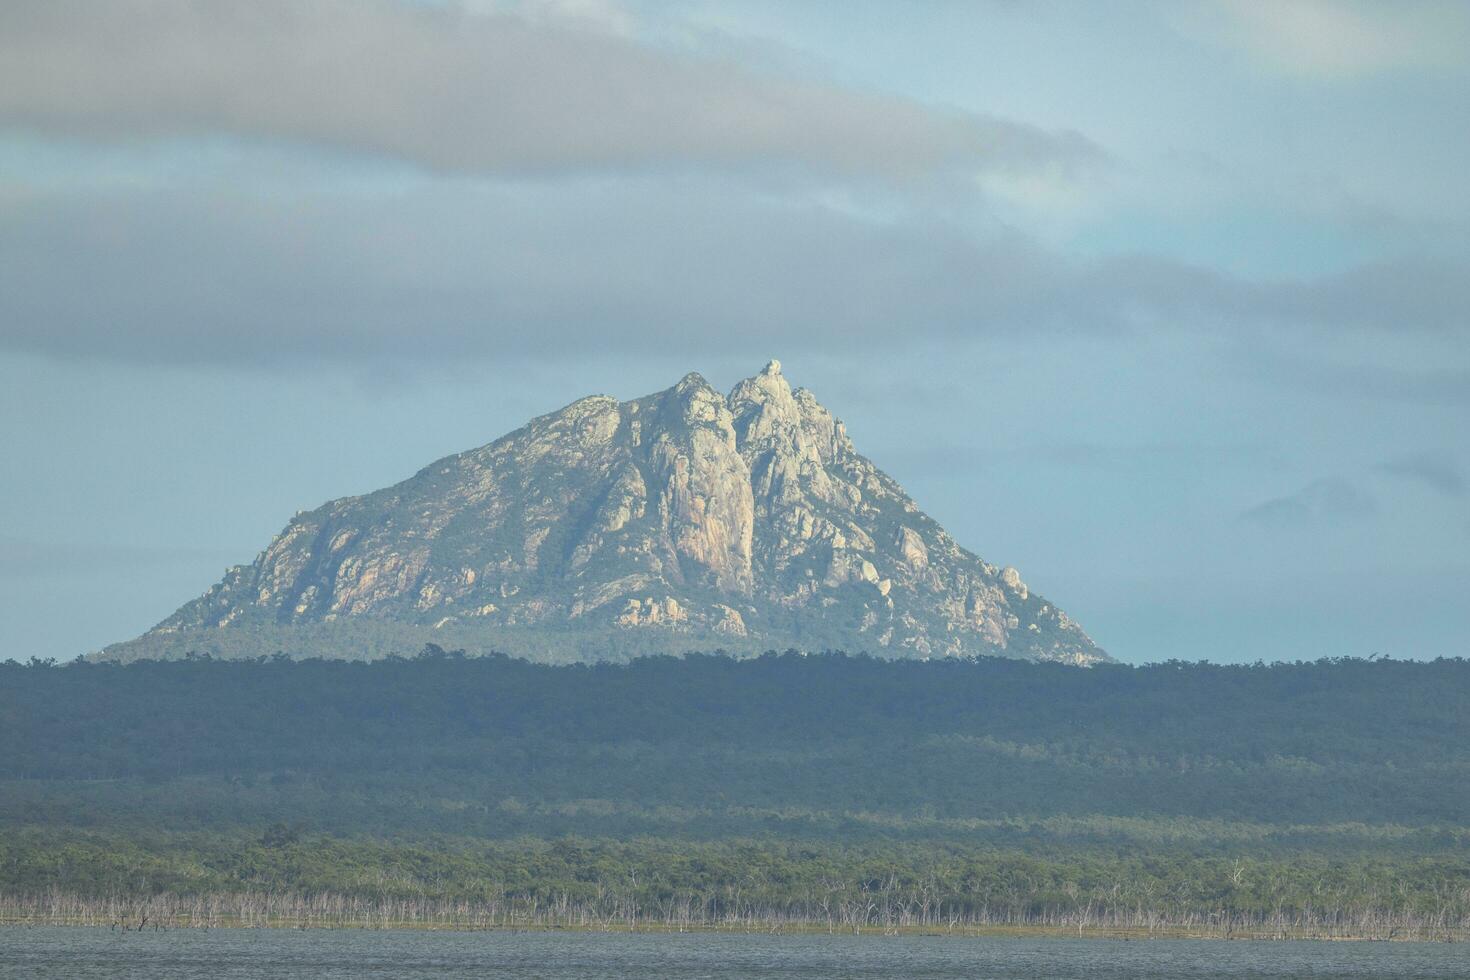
[102,362,1107,665]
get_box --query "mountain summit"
[102,362,1107,665]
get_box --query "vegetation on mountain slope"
[102,362,1103,664]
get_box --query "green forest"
[3,652,1469,935]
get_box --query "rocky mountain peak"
[101,362,1108,666]
[729,358,850,496]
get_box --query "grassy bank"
[2,829,1468,941]
[1,890,1464,941]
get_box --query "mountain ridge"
[100,361,1107,665]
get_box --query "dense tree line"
[5,652,1468,930]
[3,829,1469,938]
[3,652,1468,836]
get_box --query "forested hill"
[4,652,1468,841]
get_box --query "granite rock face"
[104,362,1107,665]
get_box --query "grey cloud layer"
[1240,452,1467,531]
[1376,452,1466,496]
[4,0,1460,370]
[1239,477,1378,528]
[2,183,1464,366]
[0,0,1095,181]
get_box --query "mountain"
[100,361,1106,665]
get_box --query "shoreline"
[2,910,1462,943]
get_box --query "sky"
[2,0,1466,664]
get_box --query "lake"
[1,928,1464,979]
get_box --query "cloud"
[1178,0,1470,80]
[1,180,1464,368]
[0,0,1098,184]
[1239,477,1377,527]
[1243,348,1470,407]
[1077,253,1470,333]
[1375,452,1466,496]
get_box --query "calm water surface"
[0,927,1463,979]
